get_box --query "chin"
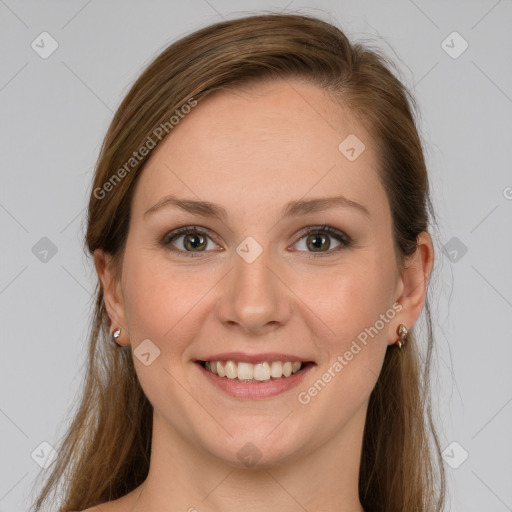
[197,422,313,470]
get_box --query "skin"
[92,78,433,512]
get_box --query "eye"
[161,224,352,258]
[161,226,221,257]
[291,225,352,257]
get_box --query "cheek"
[293,259,397,424]
[120,252,210,405]
[297,252,398,409]
[121,250,198,345]
[297,254,397,346]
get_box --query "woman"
[32,12,446,512]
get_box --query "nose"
[215,247,292,335]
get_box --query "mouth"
[197,359,312,382]
[194,357,316,399]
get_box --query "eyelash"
[160,225,353,259]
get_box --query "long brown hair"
[31,12,446,512]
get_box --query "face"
[102,78,411,467]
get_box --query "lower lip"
[195,362,314,399]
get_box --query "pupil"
[308,234,329,251]
[185,233,205,250]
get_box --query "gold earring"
[396,324,408,349]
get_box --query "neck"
[124,406,368,512]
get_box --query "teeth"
[254,362,271,381]
[202,360,305,381]
[270,361,283,378]
[237,362,253,380]
[225,361,237,379]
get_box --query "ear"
[94,249,129,346]
[389,231,434,345]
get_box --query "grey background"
[1,1,511,511]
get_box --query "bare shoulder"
[78,490,141,512]
[79,505,121,512]
[79,503,126,512]
[70,484,143,512]
[79,506,118,512]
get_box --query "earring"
[111,327,122,346]
[396,324,408,349]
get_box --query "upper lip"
[196,352,314,364]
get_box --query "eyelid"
[161,225,218,243]
[293,224,352,246]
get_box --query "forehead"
[132,78,387,220]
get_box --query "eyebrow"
[144,194,370,220]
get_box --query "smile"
[195,358,315,399]
[200,360,304,382]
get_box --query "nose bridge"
[216,242,291,333]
